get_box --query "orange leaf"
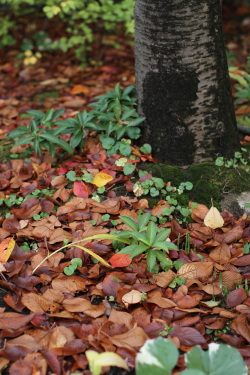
[71,84,89,95]
[92,172,113,187]
[109,253,132,268]
[0,237,15,264]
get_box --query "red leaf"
[73,181,89,198]
[109,253,132,268]
[42,349,61,375]
[58,167,68,175]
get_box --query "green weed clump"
[7,83,145,158]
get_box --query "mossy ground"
[137,143,250,209]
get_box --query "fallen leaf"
[226,287,246,308]
[149,270,176,288]
[122,290,142,308]
[109,253,132,268]
[0,237,15,264]
[73,181,89,198]
[110,327,148,349]
[0,312,35,330]
[92,172,113,187]
[204,206,224,229]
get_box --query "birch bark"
[134,0,240,165]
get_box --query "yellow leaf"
[72,244,112,268]
[86,350,128,375]
[92,173,113,187]
[0,238,15,264]
[95,352,129,370]
[23,56,38,66]
[204,206,224,229]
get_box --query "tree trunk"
[134,0,240,165]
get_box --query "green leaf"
[126,117,146,127]
[123,85,135,96]
[185,343,248,375]
[140,143,152,153]
[123,163,135,175]
[100,136,115,150]
[7,126,30,139]
[128,232,151,246]
[66,171,77,181]
[119,244,149,257]
[154,228,171,242]
[138,213,151,231]
[26,109,45,119]
[114,83,122,98]
[64,264,77,275]
[70,130,84,149]
[54,119,75,128]
[152,177,164,189]
[146,221,157,246]
[51,108,65,121]
[136,337,178,375]
[40,133,73,154]
[180,370,206,375]
[119,216,138,231]
[153,241,178,252]
[119,143,131,157]
[71,258,82,267]
[146,250,157,272]
[41,108,54,124]
[121,108,137,120]
[14,135,35,147]
[154,251,172,270]
[126,126,141,139]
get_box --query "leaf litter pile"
[1,4,250,375]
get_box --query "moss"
[34,91,59,100]
[137,161,250,209]
[0,140,12,159]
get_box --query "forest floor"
[0,2,250,375]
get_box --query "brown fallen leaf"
[149,270,176,288]
[21,293,60,314]
[49,326,75,348]
[52,278,86,294]
[63,298,106,318]
[226,287,246,308]
[0,312,35,330]
[146,290,176,308]
[209,243,231,264]
[110,327,148,349]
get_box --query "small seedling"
[64,258,82,275]
[157,324,174,337]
